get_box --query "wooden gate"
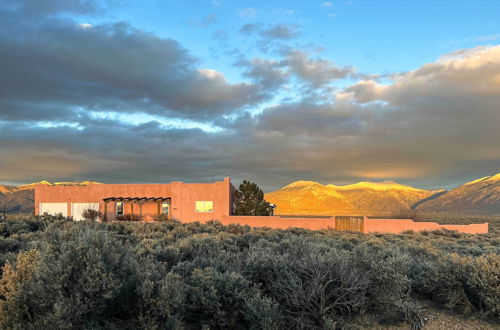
[335,216,364,232]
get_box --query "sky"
[0,0,499,191]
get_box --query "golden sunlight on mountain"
[417,173,500,214]
[0,185,18,194]
[265,181,358,215]
[327,181,428,192]
[282,180,323,189]
[14,180,102,191]
[266,174,500,216]
[266,180,435,216]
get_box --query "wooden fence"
[334,216,365,232]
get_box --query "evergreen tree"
[233,180,273,216]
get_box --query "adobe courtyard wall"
[219,215,335,230]
[363,218,488,234]
[218,215,488,234]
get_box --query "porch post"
[103,201,108,222]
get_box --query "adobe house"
[35,178,234,222]
[34,177,488,234]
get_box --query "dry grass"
[356,302,499,330]
[358,312,497,330]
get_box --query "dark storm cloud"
[0,10,266,122]
[0,118,251,184]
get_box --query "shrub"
[116,214,139,221]
[419,252,500,317]
[0,217,498,328]
[171,265,281,329]
[0,223,136,328]
[81,208,101,221]
[391,207,419,220]
[466,253,500,317]
[134,258,186,329]
[243,238,370,328]
[153,214,169,222]
[0,249,40,329]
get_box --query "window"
[116,202,124,215]
[195,201,213,213]
[161,202,170,215]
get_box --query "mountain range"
[1,175,499,215]
[265,174,500,216]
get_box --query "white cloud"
[322,1,333,8]
[275,8,296,16]
[346,45,500,104]
[78,23,93,29]
[239,8,257,18]
[475,34,499,41]
[197,68,225,80]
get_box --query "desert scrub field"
[0,216,498,329]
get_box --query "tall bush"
[0,223,136,328]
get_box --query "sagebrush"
[0,215,498,329]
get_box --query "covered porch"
[102,196,171,221]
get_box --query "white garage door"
[40,203,68,217]
[71,203,100,221]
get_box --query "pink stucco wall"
[220,215,335,230]
[35,178,233,222]
[363,218,488,234]
[219,215,488,234]
[170,178,232,222]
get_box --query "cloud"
[347,45,500,104]
[275,9,295,16]
[0,14,268,122]
[260,24,300,40]
[285,50,354,86]
[200,13,217,27]
[322,2,333,8]
[239,46,500,188]
[78,23,93,29]
[239,8,257,18]
[239,23,260,35]
[239,58,290,91]
[344,80,385,103]
[475,34,499,41]
[0,4,498,190]
[0,0,115,16]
